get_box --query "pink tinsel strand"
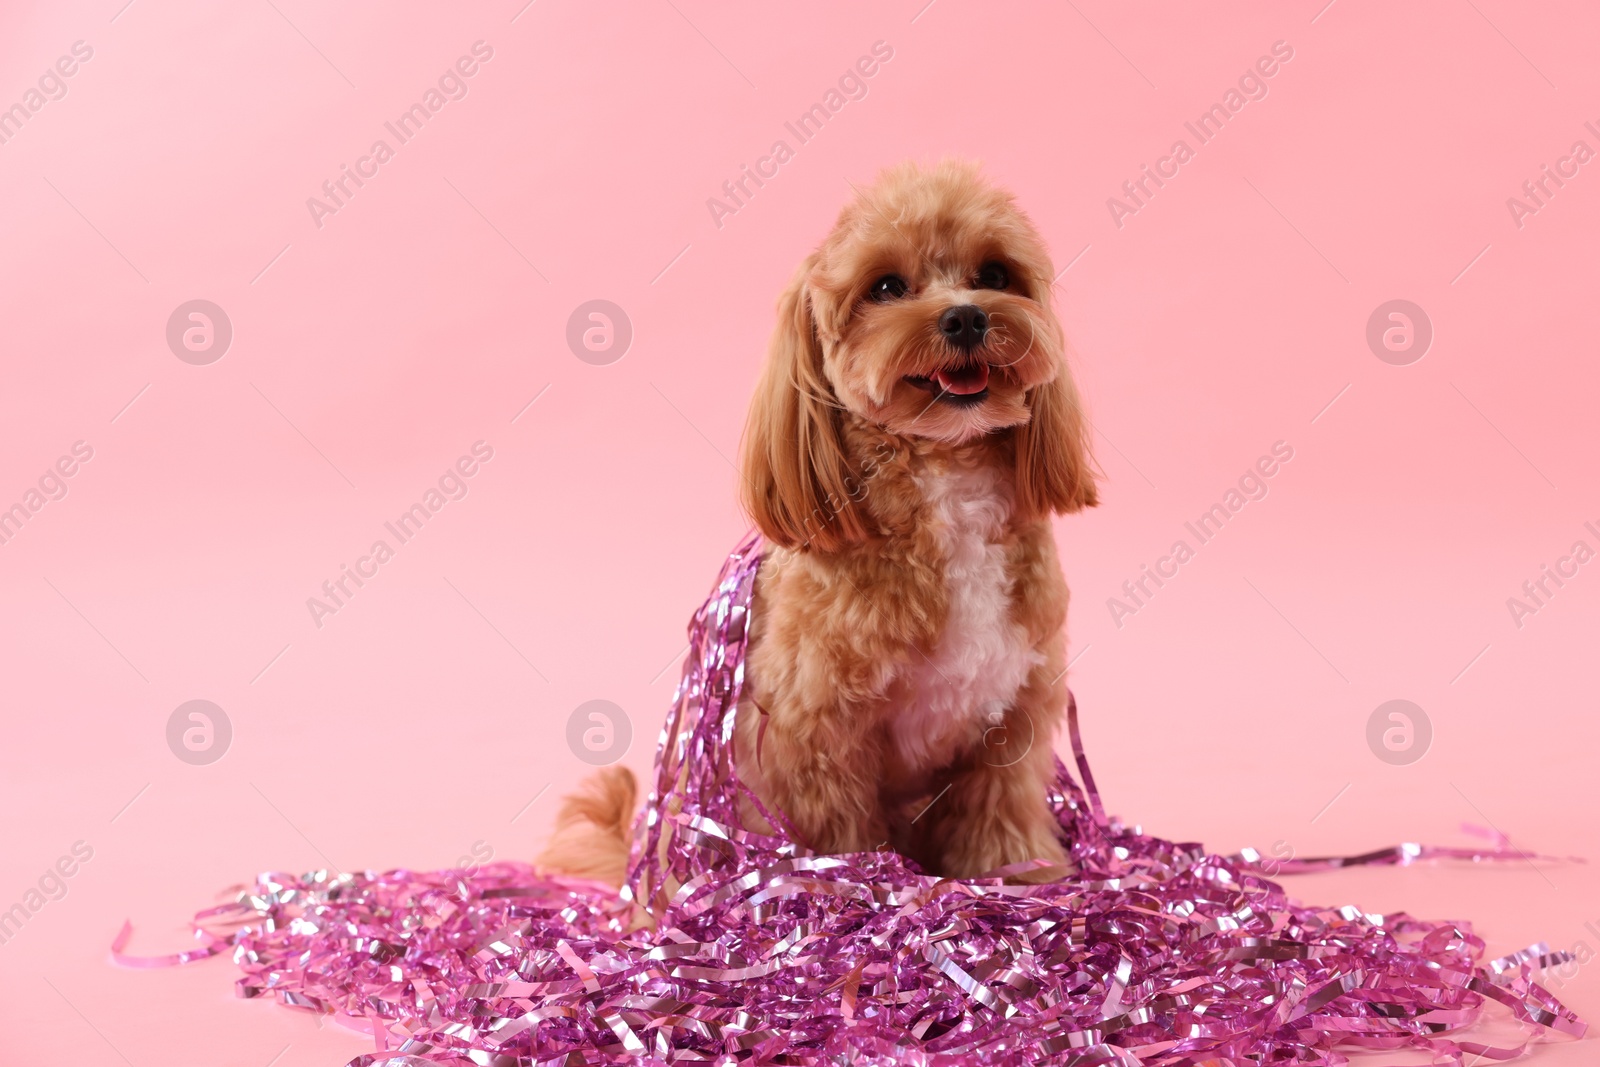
[116,533,1586,1066]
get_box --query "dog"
[541,160,1098,885]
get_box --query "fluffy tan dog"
[542,160,1097,885]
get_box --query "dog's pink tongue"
[934,362,990,395]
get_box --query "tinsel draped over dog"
[118,534,1585,1065]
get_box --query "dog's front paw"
[1005,849,1077,885]
[943,832,1075,883]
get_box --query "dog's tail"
[536,766,638,887]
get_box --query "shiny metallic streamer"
[119,533,1585,1064]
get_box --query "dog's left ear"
[1014,363,1099,518]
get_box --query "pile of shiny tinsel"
[118,535,1585,1065]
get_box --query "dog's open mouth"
[905,361,990,405]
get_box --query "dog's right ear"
[739,257,864,553]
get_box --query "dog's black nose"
[939,304,989,349]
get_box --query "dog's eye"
[975,262,1010,290]
[867,275,908,302]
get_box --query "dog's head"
[742,159,1098,551]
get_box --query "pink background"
[2,0,1597,1062]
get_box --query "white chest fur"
[891,461,1042,772]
